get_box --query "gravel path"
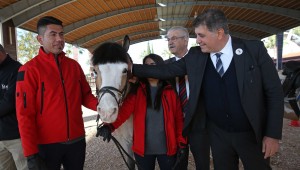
[82,107,300,170]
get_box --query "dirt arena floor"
[82,107,300,170]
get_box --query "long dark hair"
[141,54,169,111]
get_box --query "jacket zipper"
[55,57,70,141]
[163,94,170,154]
[23,92,26,108]
[40,82,45,114]
[163,94,170,111]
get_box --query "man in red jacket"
[16,16,98,170]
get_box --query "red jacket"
[112,83,186,156]
[16,47,98,156]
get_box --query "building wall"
[2,19,17,60]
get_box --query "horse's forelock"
[92,42,128,65]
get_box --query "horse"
[91,36,135,169]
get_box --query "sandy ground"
[82,107,300,170]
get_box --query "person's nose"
[196,36,201,44]
[56,34,64,42]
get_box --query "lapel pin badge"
[235,48,243,55]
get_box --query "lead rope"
[96,117,142,170]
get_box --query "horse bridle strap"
[98,85,127,106]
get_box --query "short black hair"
[193,9,229,34]
[37,16,63,35]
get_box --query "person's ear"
[37,35,43,45]
[217,28,225,40]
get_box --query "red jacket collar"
[38,47,66,62]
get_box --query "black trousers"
[174,145,189,170]
[38,139,86,170]
[134,153,176,170]
[208,123,271,170]
[188,129,210,170]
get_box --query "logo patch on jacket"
[17,71,25,81]
[1,84,8,90]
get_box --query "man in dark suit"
[165,26,210,170]
[133,9,284,170]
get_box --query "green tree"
[64,43,73,56]
[17,29,83,64]
[190,42,198,47]
[140,41,154,58]
[293,26,300,36]
[264,35,276,49]
[161,48,172,59]
[17,29,39,64]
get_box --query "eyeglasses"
[166,36,185,42]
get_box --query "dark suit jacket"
[133,37,284,142]
[165,57,177,90]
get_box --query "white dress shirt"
[210,36,233,73]
[174,51,190,99]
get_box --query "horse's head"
[92,37,131,123]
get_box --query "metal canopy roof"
[1,0,300,51]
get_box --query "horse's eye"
[123,68,128,74]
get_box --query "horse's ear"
[123,35,130,52]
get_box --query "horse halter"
[97,83,128,107]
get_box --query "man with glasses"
[165,26,210,170]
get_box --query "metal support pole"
[0,23,3,45]
[276,32,283,70]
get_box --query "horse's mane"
[92,42,128,65]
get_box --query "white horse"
[91,37,135,169]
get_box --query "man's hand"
[96,125,112,142]
[262,136,279,159]
[172,145,188,170]
[176,147,188,162]
[27,153,47,170]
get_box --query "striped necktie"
[179,76,187,114]
[215,52,224,77]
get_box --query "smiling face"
[37,24,65,55]
[195,25,222,53]
[167,30,189,58]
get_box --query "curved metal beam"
[72,20,157,46]
[229,20,282,34]
[64,4,157,34]
[162,1,300,20]
[130,36,162,45]
[12,0,76,27]
[89,29,258,50]
[0,0,50,23]
[90,36,162,53]
[90,29,161,49]
[63,1,299,35]
[130,33,255,45]
[162,29,258,40]
[75,17,270,46]
[129,31,259,45]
